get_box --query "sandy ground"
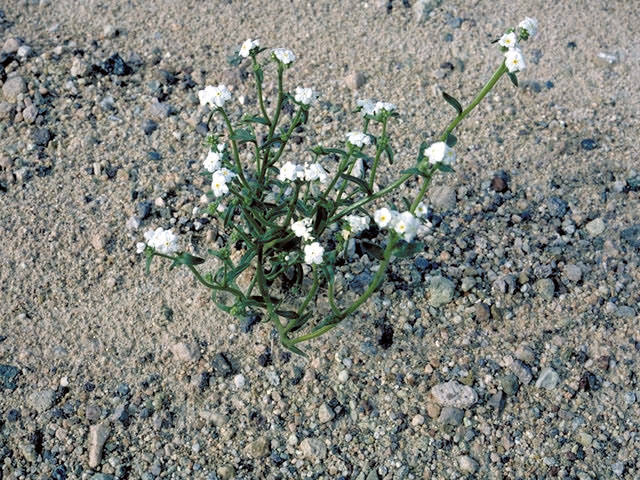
[1,0,640,479]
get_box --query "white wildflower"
[341,229,351,240]
[304,242,324,265]
[211,171,229,197]
[518,17,538,39]
[424,141,455,165]
[136,242,146,254]
[374,207,395,228]
[198,84,232,108]
[392,211,419,242]
[356,98,376,116]
[144,227,179,254]
[204,150,222,172]
[345,214,370,236]
[291,217,314,241]
[373,101,396,115]
[239,38,260,58]
[218,167,237,182]
[415,202,428,218]
[304,163,328,183]
[505,48,526,73]
[273,48,296,65]
[278,161,304,182]
[498,32,518,49]
[294,87,319,106]
[346,131,370,148]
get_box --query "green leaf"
[445,132,457,148]
[392,241,424,258]
[223,204,236,228]
[416,141,428,163]
[313,204,328,234]
[400,167,428,178]
[340,173,373,196]
[230,129,256,142]
[169,252,206,270]
[241,115,269,125]
[442,91,463,115]
[145,254,154,275]
[282,342,307,357]
[275,310,299,319]
[384,143,394,165]
[254,65,264,84]
[437,164,456,173]
[401,197,411,211]
[508,72,518,87]
[260,137,282,150]
[361,241,385,260]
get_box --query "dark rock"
[621,225,640,248]
[500,373,520,395]
[378,324,394,349]
[567,41,577,49]
[195,122,209,136]
[579,371,600,392]
[547,196,568,218]
[438,406,464,426]
[475,303,490,322]
[51,466,67,480]
[32,128,52,147]
[7,408,20,421]
[581,139,597,151]
[154,69,177,85]
[0,364,20,390]
[240,314,260,334]
[211,353,234,377]
[99,53,132,76]
[148,151,161,161]
[490,175,508,193]
[291,366,304,385]
[116,383,130,397]
[137,201,152,220]
[487,391,506,411]
[257,352,272,368]
[142,119,158,135]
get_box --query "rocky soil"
[1,0,639,479]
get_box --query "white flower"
[273,48,296,65]
[239,38,260,58]
[518,17,538,39]
[357,98,376,116]
[144,227,179,254]
[505,48,526,73]
[211,171,229,197]
[304,163,328,183]
[351,158,365,178]
[424,141,455,165]
[198,84,232,108]
[216,143,226,153]
[392,211,419,242]
[341,229,351,240]
[373,101,396,115]
[218,167,237,182]
[346,131,370,148]
[204,150,222,172]
[374,207,395,228]
[345,214,370,235]
[498,32,518,49]
[278,161,304,182]
[291,217,314,241]
[415,202,428,218]
[294,87,319,106]
[304,242,324,265]
[136,242,146,254]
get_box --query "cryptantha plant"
[137,18,539,355]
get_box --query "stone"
[142,119,158,135]
[88,422,111,468]
[546,196,568,218]
[564,263,582,282]
[22,104,38,123]
[170,342,201,363]
[233,373,246,389]
[28,389,56,412]
[475,303,490,322]
[620,225,640,248]
[581,138,598,151]
[490,176,508,193]
[457,455,479,474]
[32,128,52,147]
[0,101,14,119]
[85,404,101,422]
[429,185,456,210]
[427,276,455,307]
[611,462,625,476]
[487,391,505,411]
[461,276,476,292]
[244,436,270,458]
[17,45,32,58]
[344,71,365,90]
[318,403,335,424]
[217,466,236,480]
[149,101,171,119]
[585,218,605,236]
[500,373,520,395]
[515,344,536,365]
[91,233,106,251]
[536,367,560,390]
[2,75,27,103]
[438,406,463,425]
[211,352,234,377]
[535,278,555,301]
[509,360,533,385]
[430,381,478,408]
[413,0,442,22]
[0,364,20,390]
[300,438,327,460]
[200,410,228,426]
[100,96,116,111]
[411,414,425,426]
[2,37,21,54]
[70,57,91,77]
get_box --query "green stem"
[409,167,436,213]
[368,119,387,190]
[260,68,285,182]
[256,246,284,332]
[282,182,302,227]
[251,56,271,125]
[219,108,250,189]
[440,62,507,141]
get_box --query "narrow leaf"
[145,255,153,275]
[283,342,307,357]
[384,143,394,165]
[241,115,269,125]
[361,241,385,260]
[508,72,519,87]
[230,129,256,142]
[392,241,425,258]
[442,91,463,115]
[437,164,456,173]
[400,167,428,178]
[445,132,457,147]
[340,173,373,196]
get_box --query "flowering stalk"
[138,21,540,356]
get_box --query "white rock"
[300,437,327,460]
[170,342,201,363]
[458,455,479,473]
[233,374,246,389]
[28,390,56,412]
[17,45,32,58]
[88,422,111,468]
[430,381,478,409]
[318,403,335,424]
[585,218,605,236]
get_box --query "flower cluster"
[294,87,319,106]
[137,227,178,255]
[424,141,456,166]
[198,84,231,108]
[372,207,429,243]
[273,48,295,65]
[498,17,538,73]
[346,131,370,148]
[277,161,328,184]
[239,38,260,58]
[356,99,396,117]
